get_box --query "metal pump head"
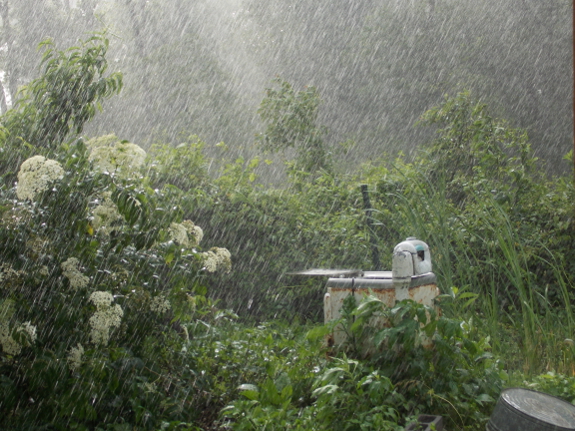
[392,237,432,288]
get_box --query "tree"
[0,33,122,184]
[0,1,103,113]
[241,0,571,170]
[419,91,537,205]
[257,78,331,175]
[22,34,122,148]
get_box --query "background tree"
[257,78,330,175]
[0,34,122,185]
[0,1,102,113]
[240,0,571,171]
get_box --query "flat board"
[285,268,363,277]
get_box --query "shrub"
[222,297,506,431]
[0,138,236,429]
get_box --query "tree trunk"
[0,0,15,109]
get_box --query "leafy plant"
[348,296,506,430]
[257,77,331,176]
[0,33,123,186]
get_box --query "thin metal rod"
[360,184,381,270]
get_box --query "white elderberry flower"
[67,343,84,371]
[89,303,123,346]
[92,192,122,232]
[16,155,64,201]
[0,320,37,356]
[212,247,232,273]
[89,291,114,310]
[19,321,37,344]
[0,263,22,285]
[181,220,203,247]
[150,295,171,314]
[201,250,218,273]
[107,304,123,327]
[213,247,231,260]
[61,257,90,289]
[168,222,189,246]
[0,321,21,356]
[89,313,109,345]
[192,226,204,245]
[200,247,232,273]
[88,136,146,178]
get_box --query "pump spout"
[392,237,432,288]
[392,250,413,289]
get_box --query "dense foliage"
[257,78,331,175]
[0,33,574,431]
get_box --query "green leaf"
[312,384,339,397]
[476,393,495,404]
[240,390,259,401]
[306,325,331,341]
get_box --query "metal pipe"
[360,184,381,270]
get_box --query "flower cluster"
[181,220,204,247]
[20,322,37,342]
[168,222,189,246]
[150,295,171,314]
[0,320,37,356]
[88,135,146,178]
[92,192,122,233]
[67,343,84,371]
[168,220,204,248]
[0,322,21,356]
[16,155,64,201]
[88,291,123,346]
[61,257,90,290]
[0,263,24,287]
[201,247,232,273]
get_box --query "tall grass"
[384,166,575,374]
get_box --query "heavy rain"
[0,1,574,430]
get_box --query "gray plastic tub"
[487,388,575,431]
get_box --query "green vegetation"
[257,78,331,175]
[0,33,574,431]
[241,0,571,168]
